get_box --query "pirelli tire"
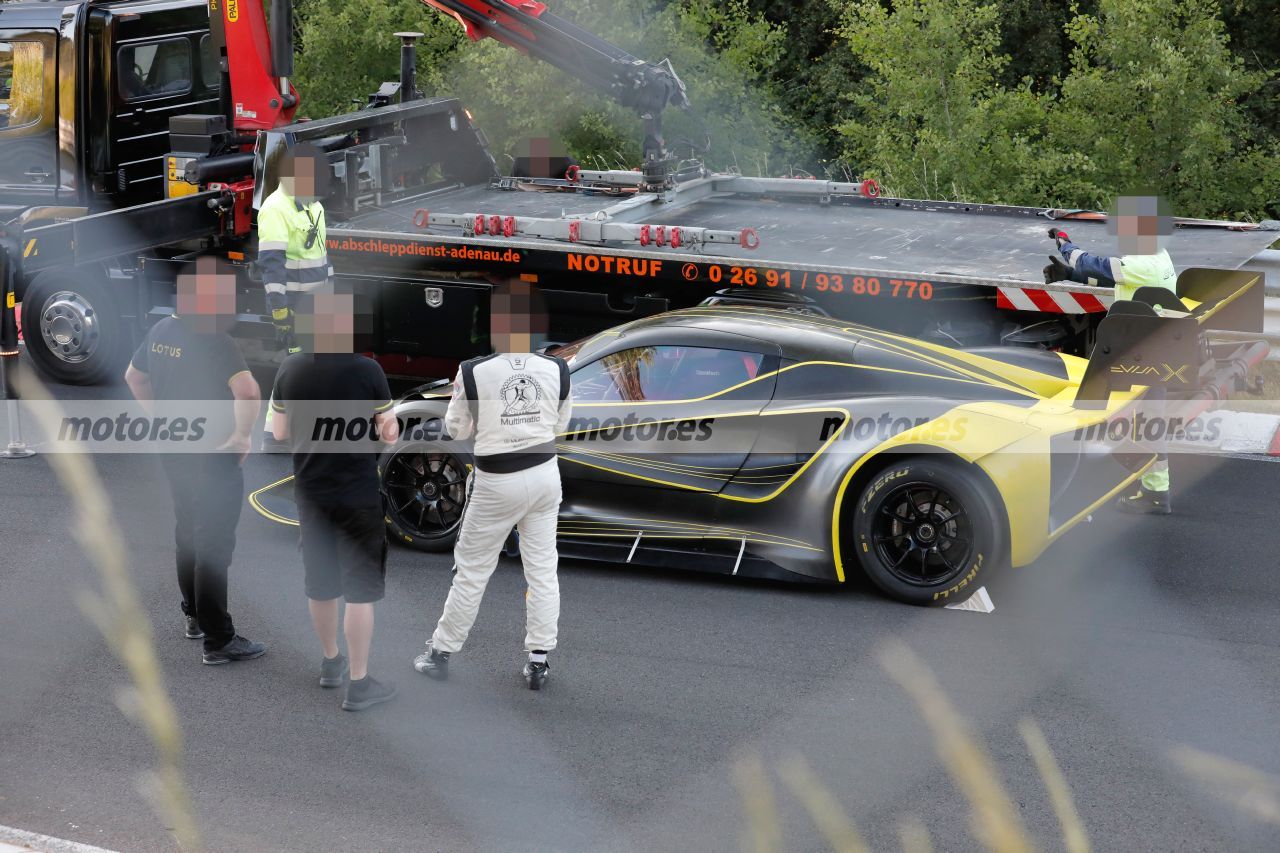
[20,269,130,386]
[378,440,471,553]
[850,457,1007,607]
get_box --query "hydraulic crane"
[206,0,300,132]
[421,0,693,191]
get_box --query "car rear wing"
[1074,267,1269,406]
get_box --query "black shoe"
[523,660,549,691]
[319,654,349,688]
[1116,488,1171,515]
[413,645,450,680]
[184,615,205,640]
[501,529,521,558]
[202,635,267,665]
[342,676,397,711]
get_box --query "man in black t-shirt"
[270,288,400,711]
[124,256,266,665]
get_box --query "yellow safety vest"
[1115,250,1176,301]
[257,187,331,305]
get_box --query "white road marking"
[0,826,118,853]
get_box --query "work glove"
[1047,228,1070,251]
[1043,256,1073,284]
[271,306,297,352]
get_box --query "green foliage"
[832,0,1280,217]
[1050,0,1280,217]
[642,0,820,173]
[834,0,1049,201]
[739,0,867,163]
[442,0,816,173]
[292,0,462,118]
[993,0,1088,91]
[285,0,1280,217]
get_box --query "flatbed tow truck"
[0,0,1273,390]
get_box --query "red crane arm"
[206,0,299,132]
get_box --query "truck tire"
[379,443,470,552]
[20,270,130,385]
[850,457,1006,606]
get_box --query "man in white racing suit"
[414,279,571,689]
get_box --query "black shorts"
[297,500,387,603]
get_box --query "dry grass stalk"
[777,754,870,853]
[876,640,1032,853]
[732,753,782,853]
[1018,719,1090,853]
[14,366,201,851]
[1171,745,1280,826]
[897,815,934,853]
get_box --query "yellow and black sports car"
[378,302,1263,605]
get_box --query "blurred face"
[279,153,322,204]
[490,280,548,353]
[1109,195,1171,255]
[298,291,357,353]
[176,257,237,332]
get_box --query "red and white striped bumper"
[996,286,1109,314]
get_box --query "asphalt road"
[1,368,1278,852]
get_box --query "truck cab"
[0,0,215,219]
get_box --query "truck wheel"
[20,271,129,385]
[850,458,1006,606]
[379,445,470,552]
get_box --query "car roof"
[603,305,870,360]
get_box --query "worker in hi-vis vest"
[258,143,332,355]
[1047,194,1176,515]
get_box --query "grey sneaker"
[413,645,450,680]
[1115,487,1171,515]
[202,635,267,665]
[523,660,549,691]
[184,615,205,640]
[319,654,349,688]
[342,676,397,711]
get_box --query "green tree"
[737,0,866,165]
[1051,0,1279,217]
[994,0,1089,91]
[833,0,1049,201]
[442,0,815,173]
[292,0,462,118]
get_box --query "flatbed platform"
[336,177,1278,286]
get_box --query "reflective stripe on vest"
[258,187,330,292]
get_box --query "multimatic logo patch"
[500,373,543,422]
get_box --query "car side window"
[0,40,45,133]
[118,39,192,102]
[572,346,765,402]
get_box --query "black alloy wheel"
[871,483,973,587]
[851,458,1005,606]
[380,448,470,552]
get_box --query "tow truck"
[0,0,1272,393]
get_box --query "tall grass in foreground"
[15,367,201,851]
[730,640,1074,852]
[737,639,1280,852]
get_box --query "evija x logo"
[1110,362,1191,383]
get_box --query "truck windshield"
[0,41,44,131]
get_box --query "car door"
[0,30,59,207]
[557,336,780,549]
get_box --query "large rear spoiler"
[1075,267,1268,406]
